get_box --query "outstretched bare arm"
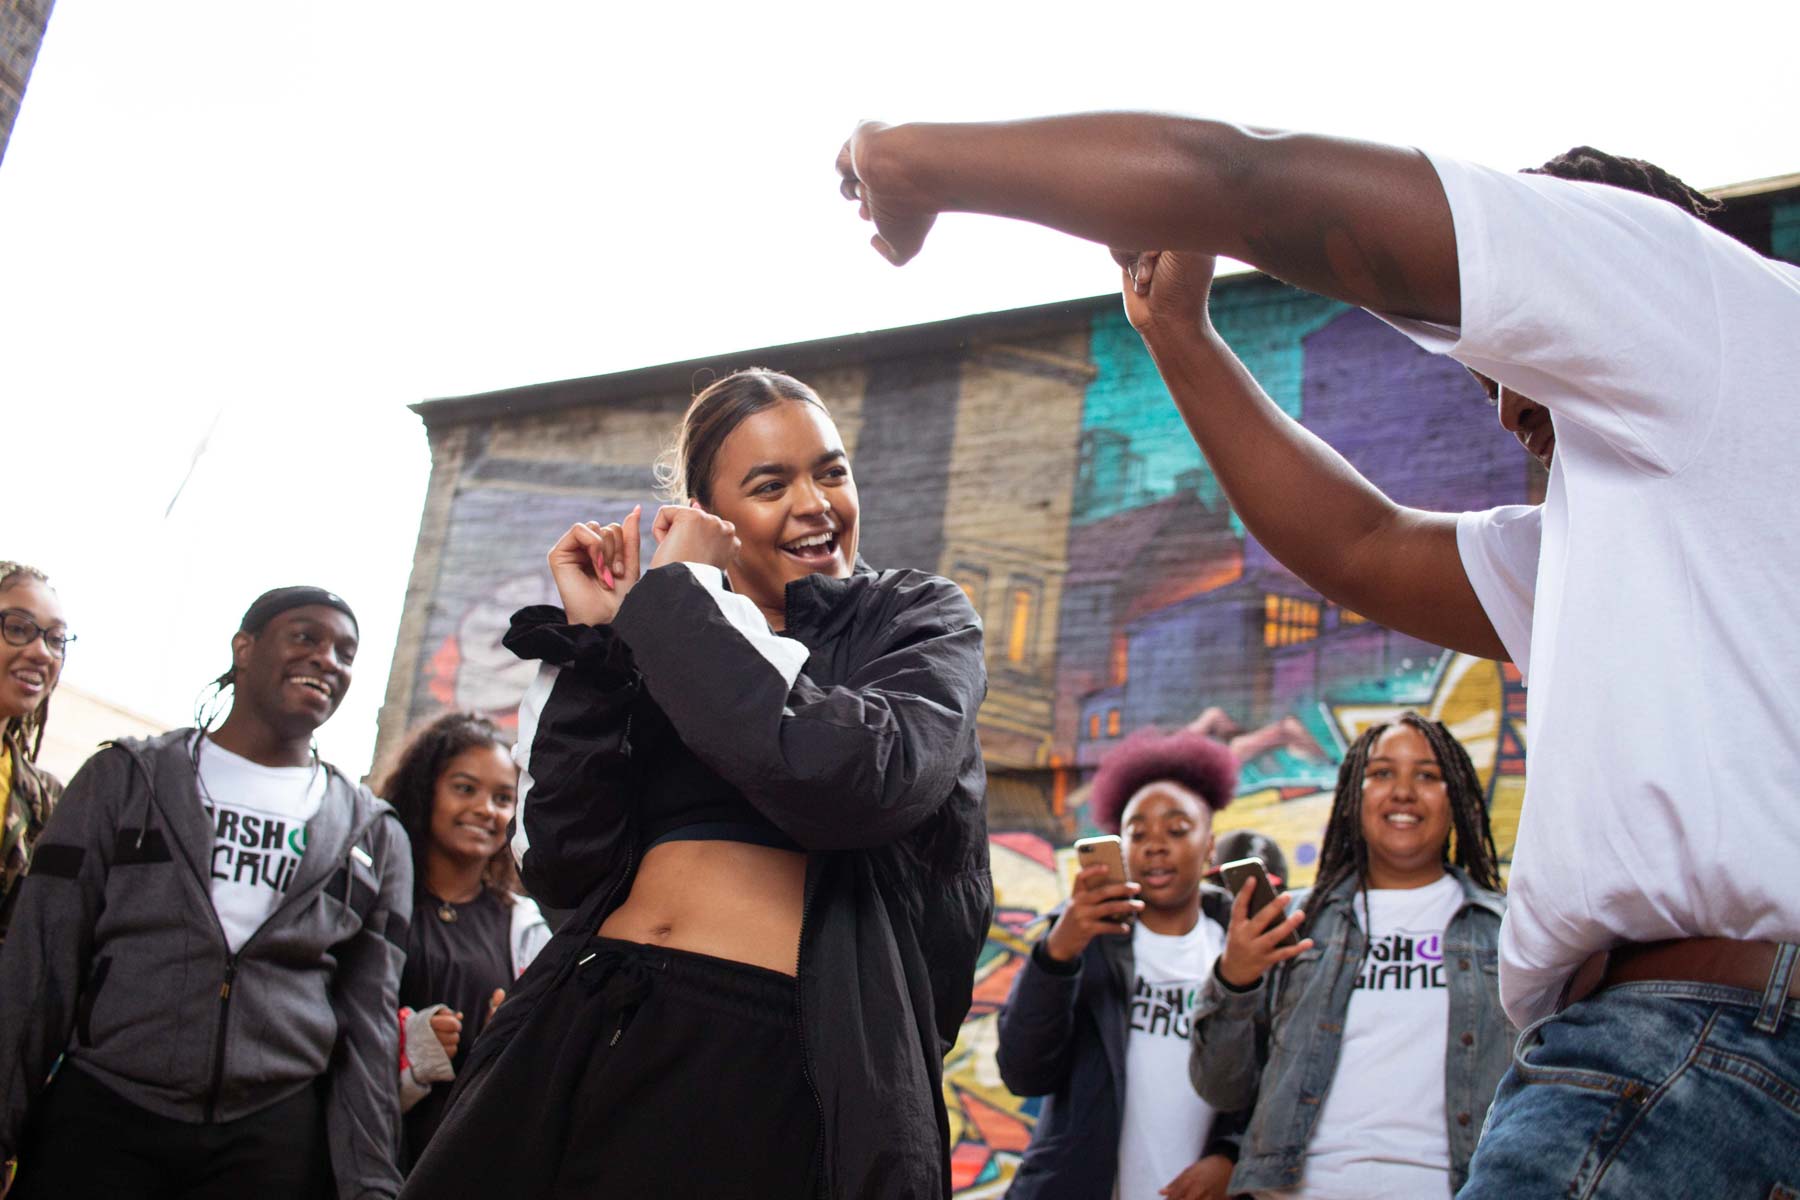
[837,114,1460,324]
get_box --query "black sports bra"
[645,819,800,852]
[632,702,801,853]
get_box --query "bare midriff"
[597,840,807,976]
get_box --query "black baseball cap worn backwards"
[240,586,359,636]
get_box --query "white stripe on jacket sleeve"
[671,562,808,687]
[510,662,560,867]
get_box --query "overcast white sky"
[5,0,1796,776]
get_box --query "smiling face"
[1121,784,1215,917]
[0,578,66,722]
[427,743,517,870]
[1357,722,1453,888]
[702,399,860,618]
[230,605,358,740]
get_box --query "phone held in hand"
[1073,835,1131,924]
[1219,856,1300,948]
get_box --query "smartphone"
[1072,835,1131,924]
[1073,834,1126,888]
[1219,856,1300,947]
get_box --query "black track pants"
[403,936,821,1200]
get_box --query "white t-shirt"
[1275,874,1462,1200]
[1381,153,1800,1025]
[1116,917,1223,1200]
[195,736,327,954]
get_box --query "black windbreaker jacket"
[409,559,991,1200]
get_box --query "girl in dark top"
[378,712,550,1169]
[402,368,991,1200]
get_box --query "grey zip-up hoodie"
[0,729,412,1199]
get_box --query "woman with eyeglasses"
[0,561,71,946]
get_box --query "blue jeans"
[1461,946,1800,1199]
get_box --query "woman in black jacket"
[403,369,992,1200]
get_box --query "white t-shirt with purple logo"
[1116,917,1223,1200]
[1280,874,1461,1200]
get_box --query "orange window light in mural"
[952,565,987,617]
[1007,588,1033,664]
[1106,708,1122,737]
[1088,712,1101,739]
[1263,594,1322,648]
[1109,631,1129,685]
[1340,606,1368,625]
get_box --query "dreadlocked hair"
[1304,712,1502,942]
[376,712,522,905]
[1,562,57,764]
[194,665,237,737]
[1526,146,1722,224]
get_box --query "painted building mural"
[378,192,1796,1196]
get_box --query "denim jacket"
[1188,866,1512,1195]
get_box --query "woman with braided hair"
[0,561,70,946]
[1186,712,1511,1198]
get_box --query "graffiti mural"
[1054,291,1539,890]
[408,470,657,733]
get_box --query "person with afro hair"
[997,727,1246,1200]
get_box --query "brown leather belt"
[1564,938,1800,1008]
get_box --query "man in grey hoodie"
[0,587,412,1200]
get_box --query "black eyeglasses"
[0,610,75,660]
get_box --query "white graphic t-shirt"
[195,736,326,954]
[1116,916,1223,1200]
[1280,873,1462,1200]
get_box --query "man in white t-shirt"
[0,586,413,1200]
[835,115,1800,1193]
